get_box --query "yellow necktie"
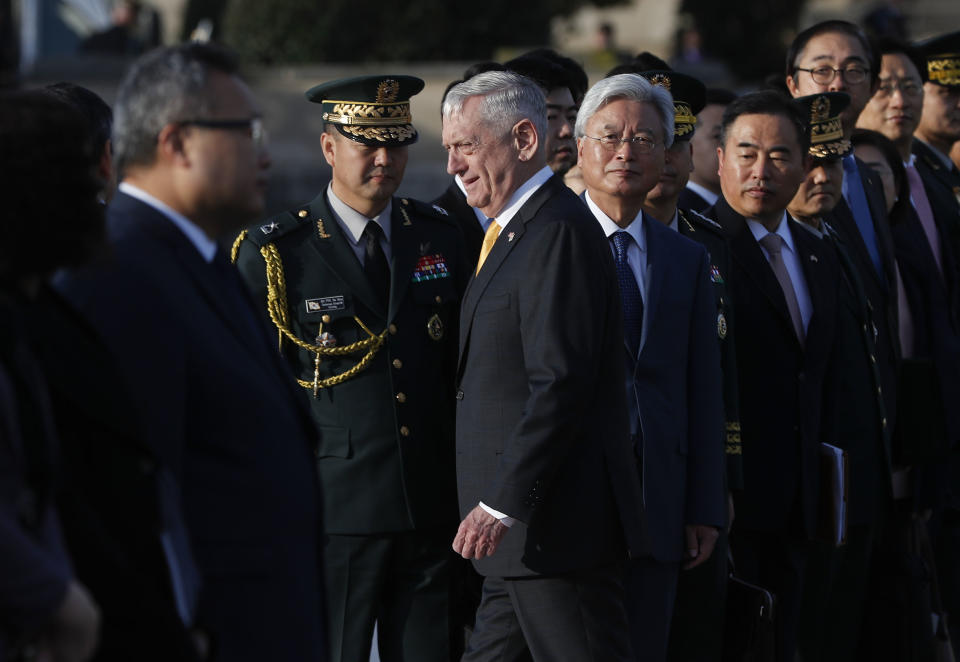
[476,220,502,274]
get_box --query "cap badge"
[377,79,400,103]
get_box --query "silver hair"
[574,74,675,148]
[442,71,547,146]
[113,43,239,172]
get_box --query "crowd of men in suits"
[1,17,959,662]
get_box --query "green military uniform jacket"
[234,192,469,535]
[680,208,743,490]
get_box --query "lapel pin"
[260,221,278,235]
[507,232,515,242]
[400,207,413,226]
[809,254,818,263]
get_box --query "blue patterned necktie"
[612,231,643,356]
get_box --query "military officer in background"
[631,68,742,662]
[234,75,469,662]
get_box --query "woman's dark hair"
[0,90,105,283]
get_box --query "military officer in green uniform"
[233,75,469,662]
[634,68,743,662]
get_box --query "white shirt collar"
[747,212,796,255]
[118,181,218,262]
[326,183,393,247]
[668,209,679,232]
[488,166,553,230]
[685,181,719,207]
[584,191,647,252]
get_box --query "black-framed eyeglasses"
[178,117,267,149]
[795,65,870,86]
[582,134,657,153]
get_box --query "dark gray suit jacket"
[455,175,644,578]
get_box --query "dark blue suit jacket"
[628,213,726,563]
[56,192,327,662]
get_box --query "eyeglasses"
[795,65,870,86]
[875,78,923,98]
[582,134,657,153]
[179,117,268,149]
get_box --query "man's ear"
[157,123,188,165]
[786,74,799,97]
[716,145,725,176]
[320,130,337,169]
[513,118,539,161]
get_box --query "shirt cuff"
[479,501,516,527]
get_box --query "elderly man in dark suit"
[443,70,642,662]
[701,91,840,662]
[575,72,726,662]
[55,43,327,662]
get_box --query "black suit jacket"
[707,199,839,537]
[456,174,643,577]
[434,180,485,268]
[235,192,468,535]
[56,192,327,662]
[678,186,712,214]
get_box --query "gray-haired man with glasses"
[56,43,328,662]
[576,73,726,662]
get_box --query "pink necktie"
[905,161,944,278]
[759,233,805,345]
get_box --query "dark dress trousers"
[56,192,327,662]
[235,192,468,662]
[456,175,642,661]
[707,198,839,662]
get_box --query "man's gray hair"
[442,71,547,144]
[113,43,239,173]
[575,74,675,148]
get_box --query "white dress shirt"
[119,182,217,262]
[584,191,648,304]
[326,183,393,265]
[747,213,813,334]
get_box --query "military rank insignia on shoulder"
[401,197,457,225]
[237,208,309,250]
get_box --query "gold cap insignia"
[376,79,400,103]
[650,74,672,90]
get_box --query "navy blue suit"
[56,192,327,662]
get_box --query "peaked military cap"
[793,92,851,160]
[638,70,706,139]
[305,75,424,146]
[914,31,960,88]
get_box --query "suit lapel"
[791,218,829,358]
[304,193,385,320]
[458,175,558,375]
[388,201,420,323]
[637,212,662,357]
[719,200,800,347]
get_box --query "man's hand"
[452,505,509,560]
[683,524,720,570]
[36,580,100,662]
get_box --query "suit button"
[396,392,407,403]
[882,417,888,428]
[456,390,464,400]
[392,358,402,369]
[389,324,398,335]
[322,314,331,324]
[435,295,443,304]
[400,425,410,437]
[870,354,877,364]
